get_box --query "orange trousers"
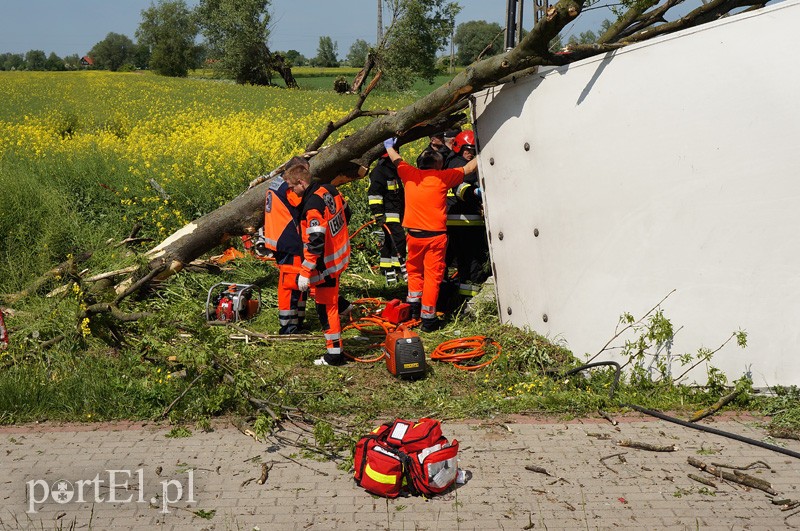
[313,276,343,363]
[277,259,306,334]
[405,232,447,320]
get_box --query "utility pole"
[505,0,518,50]
[449,22,455,73]
[377,0,383,44]
[516,0,524,45]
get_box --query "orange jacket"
[263,176,304,264]
[299,183,350,282]
[396,161,465,232]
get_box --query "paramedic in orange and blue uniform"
[262,157,310,335]
[283,164,351,366]
[383,137,479,332]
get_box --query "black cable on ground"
[562,362,800,460]
[627,403,800,460]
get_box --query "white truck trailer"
[472,0,800,386]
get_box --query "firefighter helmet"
[452,130,476,155]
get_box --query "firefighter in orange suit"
[283,164,351,366]
[383,137,479,332]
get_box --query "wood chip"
[524,464,552,476]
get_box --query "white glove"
[474,187,483,200]
[297,274,310,292]
[383,137,397,151]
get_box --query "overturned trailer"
[472,0,800,386]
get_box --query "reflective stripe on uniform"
[324,241,350,265]
[446,214,485,226]
[310,254,350,283]
[421,305,436,319]
[279,309,298,326]
[324,255,350,277]
[368,195,384,205]
[447,214,483,222]
[306,225,327,235]
[455,182,472,200]
[324,333,341,341]
[386,179,399,191]
[385,212,400,223]
[458,283,480,296]
[302,259,316,270]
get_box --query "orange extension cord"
[344,300,502,370]
[348,219,376,240]
[430,337,502,371]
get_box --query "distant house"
[80,56,94,68]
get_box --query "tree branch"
[305,71,385,152]
[598,0,661,44]
[623,0,766,43]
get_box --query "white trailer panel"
[473,0,800,386]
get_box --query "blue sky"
[0,0,609,58]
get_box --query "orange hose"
[430,336,502,371]
[342,316,390,362]
[349,219,376,240]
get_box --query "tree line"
[0,0,590,89]
[0,51,84,72]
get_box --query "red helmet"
[452,130,476,155]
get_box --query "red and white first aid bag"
[354,418,460,498]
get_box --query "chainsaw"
[241,228,272,260]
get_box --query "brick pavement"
[1,414,799,530]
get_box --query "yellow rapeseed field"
[0,70,409,238]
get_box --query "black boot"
[409,301,421,320]
[420,317,441,332]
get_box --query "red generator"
[384,326,426,379]
[382,299,411,324]
[206,283,262,323]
